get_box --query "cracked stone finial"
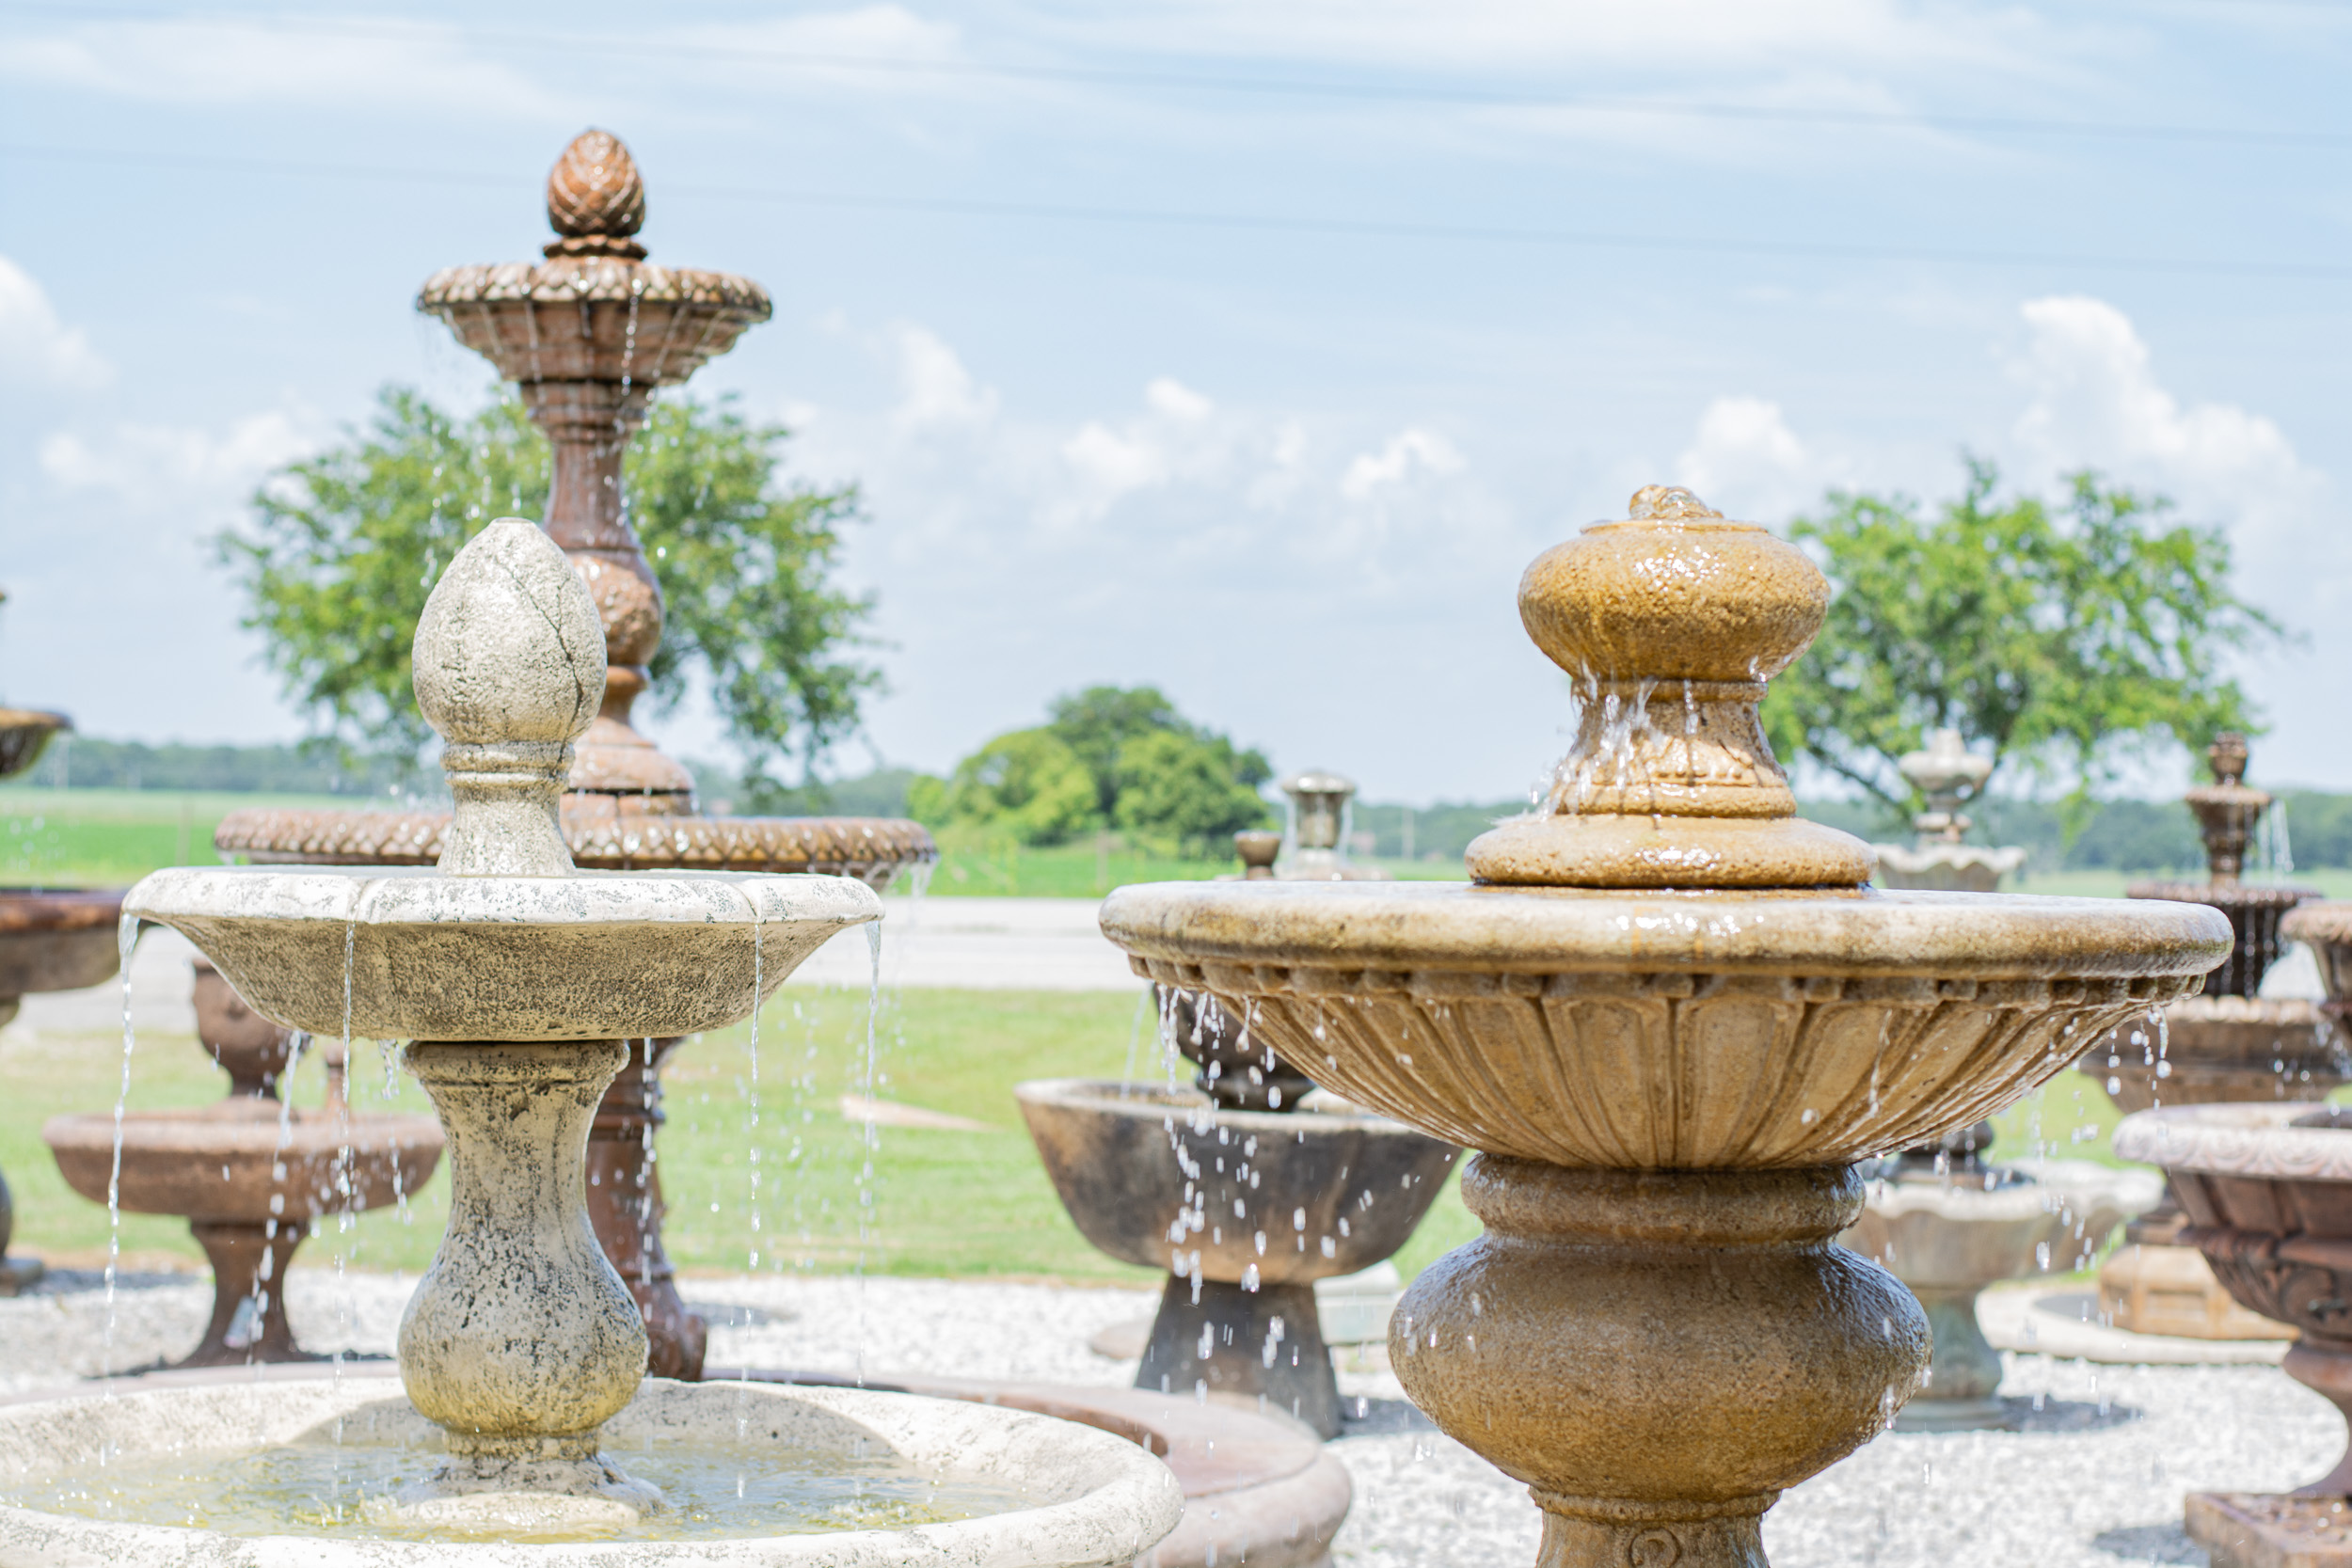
[544,129,648,260]
[413,519,605,876]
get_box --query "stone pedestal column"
[400,1037,654,1506]
[181,1220,310,1368]
[1392,1160,1927,1568]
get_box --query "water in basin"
[11,1405,1035,1544]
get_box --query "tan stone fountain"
[2086,733,2333,1341]
[0,520,1178,1561]
[211,128,937,1380]
[1098,484,2231,1565]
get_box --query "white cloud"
[0,16,562,112]
[40,409,319,508]
[1340,428,1464,499]
[1675,395,1830,523]
[0,257,107,391]
[887,324,998,433]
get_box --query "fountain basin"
[0,888,124,1005]
[0,1377,1183,1564]
[45,1101,441,1223]
[123,866,880,1041]
[1103,881,2228,1169]
[2082,995,2342,1113]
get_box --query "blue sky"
[5,1,2351,805]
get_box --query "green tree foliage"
[217,388,879,790]
[1762,460,2282,830]
[910,685,1272,853]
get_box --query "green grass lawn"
[2,983,1474,1287]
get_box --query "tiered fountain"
[211,128,937,1379]
[1870,729,2026,892]
[1274,770,1389,881]
[2087,733,2333,1340]
[0,626,127,1294]
[1018,987,1454,1438]
[42,958,442,1367]
[1099,485,2230,1566]
[0,522,1178,1561]
[1839,1121,2154,1430]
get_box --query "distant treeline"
[3,736,419,796]
[19,738,2352,874]
[1352,792,2352,875]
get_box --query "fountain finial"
[1466,485,1874,888]
[414,519,605,876]
[544,128,648,260]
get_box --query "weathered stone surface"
[0,1379,1185,1566]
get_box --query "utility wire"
[4,1,2352,150]
[8,139,2352,281]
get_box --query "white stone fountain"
[1871,729,2026,893]
[0,521,1179,1562]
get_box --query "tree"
[1761,459,2283,831]
[907,729,1097,847]
[910,684,1274,854]
[217,388,880,791]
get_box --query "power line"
[4,2,2352,151]
[8,140,2352,282]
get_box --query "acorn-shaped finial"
[545,129,648,260]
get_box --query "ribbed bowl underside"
[1102,882,2232,1169]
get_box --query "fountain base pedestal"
[181,1219,314,1368]
[1138,1277,1341,1438]
[2186,1493,2352,1567]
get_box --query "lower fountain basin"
[1015,1077,1456,1284]
[0,1377,1183,1564]
[2080,995,2344,1113]
[0,887,124,1005]
[44,1102,443,1223]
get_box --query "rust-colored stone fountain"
[42,960,442,1367]
[0,646,127,1294]
[210,129,936,1380]
[2085,733,2333,1341]
[1098,484,2231,1566]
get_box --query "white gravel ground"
[0,1268,2333,1567]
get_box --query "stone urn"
[2084,734,2333,1341]
[1839,1122,2158,1430]
[1018,990,1456,1436]
[1097,484,2230,1566]
[1278,770,1389,881]
[2115,1103,2352,1567]
[207,128,937,1381]
[42,959,443,1367]
[1870,729,2026,892]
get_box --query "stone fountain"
[1019,987,1455,1438]
[42,959,443,1367]
[0,520,1178,1560]
[2115,1102,2352,1566]
[1276,770,1389,880]
[212,128,937,1381]
[2086,733,2333,1340]
[1870,728,2026,892]
[0,639,127,1294]
[1838,1121,2155,1430]
[1097,484,2230,1566]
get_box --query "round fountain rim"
[2114,1101,2352,1180]
[1101,879,2233,979]
[1013,1073,1458,1135]
[123,863,886,928]
[0,1376,1185,1565]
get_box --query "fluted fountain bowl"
[123,866,879,1042]
[1103,881,2231,1169]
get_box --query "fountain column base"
[180,1219,315,1367]
[1137,1277,1341,1438]
[1393,1159,1929,1568]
